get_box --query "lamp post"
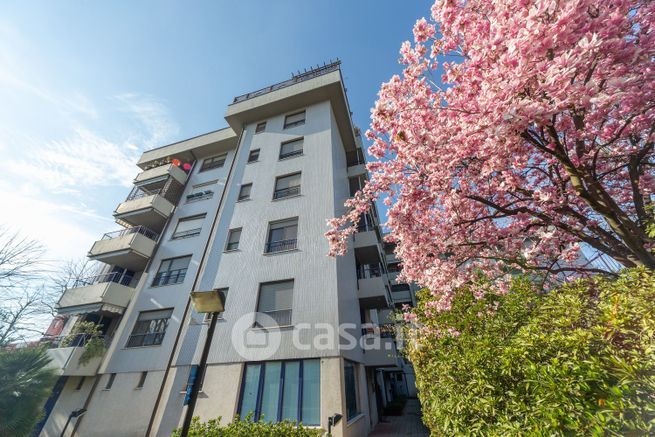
[179,289,225,437]
[59,408,86,437]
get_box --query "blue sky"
[0,1,432,262]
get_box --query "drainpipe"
[145,125,246,436]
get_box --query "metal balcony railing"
[273,185,300,200]
[42,334,112,349]
[279,149,303,160]
[255,309,292,327]
[361,324,396,339]
[72,272,134,288]
[152,268,187,287]
[101,226,159,242]
[126,186,162,201]
[265,239,298,253]
[346,149,365,167]
[357,264,384,279]
[232,60,341,104]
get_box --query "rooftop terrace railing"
[231,60,341,104]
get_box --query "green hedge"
[171,416,324,437]
[404,268,655,436]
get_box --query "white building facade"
[36,62,417,437]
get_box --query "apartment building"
[36,61,417,437]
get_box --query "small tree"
[404,268,655,435]
[327,0,655,309]
[0,346,57,436]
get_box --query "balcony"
[44,335,109,376]
[346,149,366,177]
[362,335,400,367]
[114,177,185,232]
[265,239,298,254]
[134,163,188,185]
[56,272,136,315]
[357,265,391,309]
[88,226,158,271]
[273,185,301,200]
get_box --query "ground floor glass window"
[238,359,320,425]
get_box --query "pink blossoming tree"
[327,0,655,310]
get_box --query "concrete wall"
[40,376,94,437]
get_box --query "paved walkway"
[368,398,430,436]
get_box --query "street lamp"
[328,413,343,435]
[59,408,86,437]
[179,289,226,437]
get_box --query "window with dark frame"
[126,308,173,348]
[255,122,266,133]
[283,110,306,129]
[225,229,241,251]
[105,373,116,390]
[186,180,216,202]
[344,361,360,420]
[279,138,303,160]
[215,287,228,318]
[265,219,298,253]
[200,153,227,172]
[172,214,206,239]
[238,359,320,425]
[238,183,252,201]
[273,173,301,200]
[152,256,191,286]
[255,280,294,327]
[248,149,260,163]
[136,371,147,389]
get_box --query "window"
[391,284,411,293]
[283,110,305,129]
[105,373,116,390]
[136,371,147,389]
[238,360,320,425]
[172,214,205,239]
[255,122,266,133]
[265,219,298,253]
[248,149,260,163]
[256,280,293,327]
[186,180,216,202]
[238,183,252,201]
[273,173,301,200]
[388,262,401,273]
[225,229,241,251]
[75,376,85,391]
[126,308,173,348]
[279,138,303,160]
[152,256,191,286]
[344,361,360,420]
[200,153,227,172]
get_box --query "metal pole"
[180,311,218,436]
[59,415,72,437]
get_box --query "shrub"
[171,415,324,437]
[61,321,105,365]
[404,268,655,436]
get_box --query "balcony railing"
[126,186,162,201]
[255,309,292,327]
[357,264,384,279]
[72,272,134,288]
[265,239,298,253]
[279,149,303,160]
[152,268,187,287]
[232,60,341,104]
[42,334,112,349]
[361,324,396,339]
[101,226,159,242]
[346,149,365,167]
[273,185,300,200]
